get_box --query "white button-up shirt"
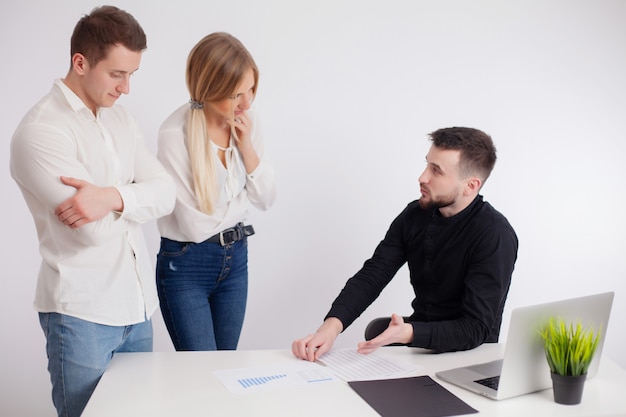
[156,104,276,243]
[10,79,176,326]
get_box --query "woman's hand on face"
[229,111,252,149]
[227,111,260,173]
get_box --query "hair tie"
[189,99,204,110]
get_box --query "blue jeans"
[156,236,248,351]
[38,313,153,417]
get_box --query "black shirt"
[326,195,519,352]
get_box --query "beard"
[418,190,457,211]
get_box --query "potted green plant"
[539,317,601,405]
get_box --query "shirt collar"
[54,78,102,118]
[427,194,483,223]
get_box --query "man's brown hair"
[69,5,147,68]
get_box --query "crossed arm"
[54,176,124,228]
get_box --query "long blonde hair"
[186,32,258,214]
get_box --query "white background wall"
[1,1,625,415]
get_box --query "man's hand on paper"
[292,317,343,362]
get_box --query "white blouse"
[156,104,277,243]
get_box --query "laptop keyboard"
[474,375,500,390]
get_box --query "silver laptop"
[435,292,614,400]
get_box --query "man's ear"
[465,177,482,195]
[71,53,88,75]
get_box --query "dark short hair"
[429,127,497,182]
[70,5,146,67]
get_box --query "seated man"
[292,127,518,361]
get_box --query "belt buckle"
[219,230,229,246]
[219,228,239,246]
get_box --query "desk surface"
[83,344,626,417]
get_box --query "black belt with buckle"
[207,223,255,246]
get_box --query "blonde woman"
[156,32,276,351]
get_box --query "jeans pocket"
[158,238,191,257]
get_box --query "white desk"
[82,344,626,417]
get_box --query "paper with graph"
[213,361,336,393]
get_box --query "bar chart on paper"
[238,374,287,388]
[214,362,336,393]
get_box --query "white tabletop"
[82,344,626,417]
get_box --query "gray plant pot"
[550,372,587,405]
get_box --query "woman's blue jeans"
[156,236,248,351]
[38,313,153,417]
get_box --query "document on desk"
[213,361,337,394]
[349,375,478,417]
[317,348,422,381]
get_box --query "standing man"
[292,127,518,361]
[10,6,175,416]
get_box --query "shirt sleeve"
[10,123,119,246]
[114,117,176,224]
[325,209,409,329]
[244,111,277,211]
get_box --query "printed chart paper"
[213,361,336,394]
